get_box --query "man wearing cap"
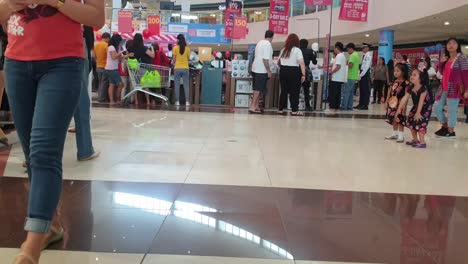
[355,43,373,110]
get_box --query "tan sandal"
[20,226,64,251]
[13,253,37,264]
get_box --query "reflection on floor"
[1,177,468,264]
[1,107,468,264]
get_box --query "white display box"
[235,94,252,108]
[236,80,253,94]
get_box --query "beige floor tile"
[0,248,143,264]
[143,254,293,264]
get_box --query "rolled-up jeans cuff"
[24,217,51,233]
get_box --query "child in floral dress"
[397,69,434,148]
[385,63,410,143]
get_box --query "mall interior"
[1,0,468,263]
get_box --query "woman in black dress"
[397,69,433,148]
[385,63,409,143]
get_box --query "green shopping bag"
[140,70,161,88]
[127,58,139,70]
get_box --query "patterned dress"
[406,86,433,134]
[385,80,408,125]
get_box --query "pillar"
[378,30,394,64]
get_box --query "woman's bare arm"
[0,0,31,24]
[38,0,105,28]
[146,47,155,58]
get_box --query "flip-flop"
[291,112,304,116]
[248,109,262,114]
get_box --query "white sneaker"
[186,102,190,107]
[175,101,180,106]
[385,135,398,140]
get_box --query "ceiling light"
[210,14,216,17]
[444,21,450,26]
[365,34,370,37]
[465,46,468,49]
[255,11,262,15]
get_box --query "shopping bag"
[140,70,161,88]
[127,58,139,71]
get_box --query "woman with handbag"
[434,37,468,139]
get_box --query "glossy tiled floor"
[1,106,468,264]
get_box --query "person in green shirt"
[341,43,360,110]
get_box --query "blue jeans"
[342,79,356,110]
[73,39,95,160]
[174,69,190,103]
[435,91,460,128]
[5,57,84,233]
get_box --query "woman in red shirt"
[0,0,104,263]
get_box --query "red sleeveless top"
[5,4,84,61]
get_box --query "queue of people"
[250,30,317,115]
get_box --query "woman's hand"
[464,90,468,99]
[414,112,423,121]
[5,0,32,12]
[301,75,306,83]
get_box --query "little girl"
[385,63,410,143]
[397,69,434,148]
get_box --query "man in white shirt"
[249,30,274,113]
[329,42,347,110]
[357,43,373,110]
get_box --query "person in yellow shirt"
[94,32,111,102]
[172,34,191,106]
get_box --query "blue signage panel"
[167,23,232,45]
[378,30,394,64]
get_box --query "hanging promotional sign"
[147,15,161,35]
[269,0,289,35]
[167,23,231,45]
[118,10,133,33]
[339,0,369,22]
[232,17,248,39]
[224,0,243,38]
[305,0,331,6]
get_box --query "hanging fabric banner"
[232,17,248,39]
[305,0,331,6]
[269,0,289,35]
[339,0,369,22]
[224,0,243,38]
[118,10,133,33]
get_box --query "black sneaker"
[441,131,456,139]
[435,127,449,137]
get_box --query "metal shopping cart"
[123,62,172,104]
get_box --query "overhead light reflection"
[112,192,293,259]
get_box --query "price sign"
[147,15,161,35]
[232,17,247,39]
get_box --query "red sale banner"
[147,15,161,35]
[269,0,289,35]
[232,17,247,39]
[305,0,331,6]
[339,0,369,22]
[225,0,243,38]
[118,11,133,33]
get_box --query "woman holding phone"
[0,0,104,263]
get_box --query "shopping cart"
[123,62,172,104]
